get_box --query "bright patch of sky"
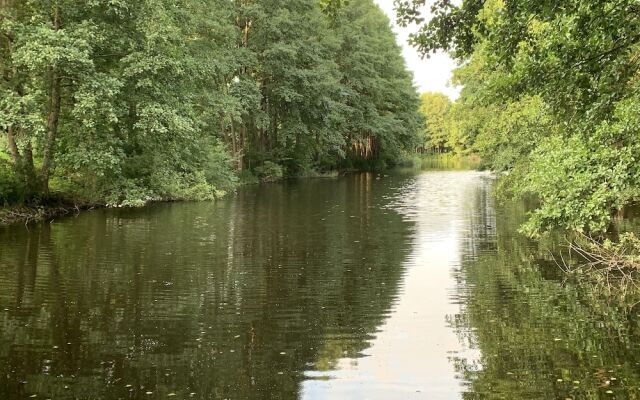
[373,0,461,100]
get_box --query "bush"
[204,144,238,193]
[254,161,284,182]
[0,160,22,206]
[506,96,640,236]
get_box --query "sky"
[372,0,461,100]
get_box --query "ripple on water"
[2,171,640,399]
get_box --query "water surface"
[1,170,639,399]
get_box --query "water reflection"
[2,170,640,399]
[451,179,640,399]
[302,171,492,399]
[0,173,413,399]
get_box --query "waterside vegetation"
[397,0,640,275]
[0,0,422,216]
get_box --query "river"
[1,170,639,399]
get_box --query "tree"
[1,0,422,207]
[334,0,422,169]
[418,92,451,153]
[396,0,640,235]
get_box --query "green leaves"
[1,0,422,204]
[419,92,451,152]
[401,0,640,236]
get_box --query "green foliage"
[399,0,640,236]
[1,0,422,208]
[253,161,284,182]
[473,95,554,172]
[319,0,350,21]
[0,158,20,205]
[395,0,486,58]
[418,92,451,152]
[334,0,423,166]
[508,95,640,235]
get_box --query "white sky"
[373,0,461,100]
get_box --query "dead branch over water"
[558,233,640,296]
[0,204,84,225]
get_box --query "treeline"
[0,0,421,206]
[404,0,640,237]
[416,92,452,154]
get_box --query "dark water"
[1,171,640,399]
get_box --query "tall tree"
[396,0,640,234]
[418,92,451,153]
[1,0,422,206]
[335,0,422,168]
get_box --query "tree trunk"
[22,141,36,195]
[238,123,245,171]
[6,126,21,166]
[40,6,62,197]
[41,70,61,196]
[7,126,36,196]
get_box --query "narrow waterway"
[301,171,489,399]
[1,170,639,399]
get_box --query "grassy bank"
[398,153,482,170]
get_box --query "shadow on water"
[0,173,414,399]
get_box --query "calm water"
[1,171,640,399]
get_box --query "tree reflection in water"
[451,184,640,399]
[0,173,411,399]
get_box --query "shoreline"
[0,170,348,227]
[0,203,103,226]
[0,165,462,227]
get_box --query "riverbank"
[0,169,348,226]
[398,153,483,170]
[4,169,640,399]
[0,203,99,226]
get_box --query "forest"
[0,0,422,207]
[405,0,640,242]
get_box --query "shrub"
[0,160,22,206]
[254,161,284,182]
